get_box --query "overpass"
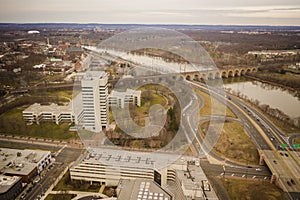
[183,66,258,80]
[259,150,300,194]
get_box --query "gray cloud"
[0,0,299,25]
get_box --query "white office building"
[109,89,141,108]
[80,71,109,132]
[22,103,74,125]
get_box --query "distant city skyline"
[0,0,299,25]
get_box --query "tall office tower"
[81,71,108,132]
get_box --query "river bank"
[245,74,300,95]
[223,76,300,130]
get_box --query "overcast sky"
[0,0,299,25]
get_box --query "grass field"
[129,87,169,126]
[45,90,73,100]
[0,106,76,140]
[221,178,288,200]
[54,171,101,192]
[196,89,236,118]
[294,137,300,145]
[0,88,77,140]
[200,121,259,165]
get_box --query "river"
[223,77,300,119]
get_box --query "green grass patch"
[0,107,76,140]
[196,89,236,118]
[54,171,101,192]
[221,178,288,200]
[137,92,168,112]
[200,121,259,165]
[45,194,76,200]
[0,94,69,115]
[44,90,73,100]
[129,89,168,126]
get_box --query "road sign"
[281,144,288,148]
[292,144,300,149]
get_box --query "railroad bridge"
[182,67,258,81]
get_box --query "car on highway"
[34,178,40,183]
[20,193,26,199]
[291,179,296,185]
[255,168,262,172]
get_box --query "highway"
[187,81,270,159]
[189,80,300,199]
[191,81,272,150]
[200,160,271,180]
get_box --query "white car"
[256,168,262,172]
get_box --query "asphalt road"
[0,140,60,152]
[190,81,272,151]
[200,160,271,180]
[189,81,300,199]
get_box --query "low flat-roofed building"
[70,148,219,200]
[109,89,141,108]
[117,179,173,200]
[175,164,219,200]
[0,175,22,200]
[22,103,74,125]
[70,148,158,186]
[0,148,51,183]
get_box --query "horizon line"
[0,22,299,27]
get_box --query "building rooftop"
[176,163,219,200]
[0,175,22,194]
[23,102,72,115]
[117,179,172,200]
[83,147,180,170]
[110,88,141,98]
[82,70,107,81]
[0,148,50,176]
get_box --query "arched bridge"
[183,67,258,81]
